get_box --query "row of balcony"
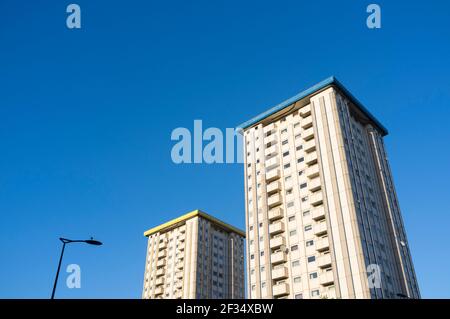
[273,282,289,297]
[270,248,331,268]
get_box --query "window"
[287,201,294,208]
[288,216,295,222]
[250,254,255,260]
[293,122,300,128]
[281,128,288,134]
[285,176,292,182]
[282,140,288,145]
[298,170,304,176]
[290,230,297,237]
[261,282,266,288]
[311,290,320,297]
[301,196,308,202]
[295,134,301,140]
[295,293,303,299]
[286,188,293,195]
[300,183,307,189]
[292,260,300,267]
[294,276,301,283]
[296,145,303,151]
[304,225,312,231]
[283,151,289,157]
[284,163,290,169]
[307,256,316,263]
[303,210,310,217]
[297,157,304,163]
[306,240,314,247]
[309,272,318,279]
[291,245,298,251]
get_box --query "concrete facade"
[142,210,245,299]
[240,78,420,299]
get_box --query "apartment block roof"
[237,76,388,136]
[143,209,245,238]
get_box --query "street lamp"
[51,237,103,299]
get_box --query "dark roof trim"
[237,76,388,136]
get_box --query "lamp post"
[51,237,102,299]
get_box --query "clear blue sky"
[0,0,449,298]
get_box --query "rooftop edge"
[143,209,246,238]
[236,76,388,136]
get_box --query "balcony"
[155,277,164,286]
[314,221,327,236]
[156,268,164,277]
[158,241,167,249]
[263,123,276,135]
[317,254,332,268]
[301,116,313,129]
[299,105,311,118]
[265,134,278,146]
[265,156,280,170]
[156,259,166,268]
[270,236,286,249]
[312,206,326,221]
[266,169,281,182]
[179,244,185,252]
[268,207,284,221]
[271,251,287,265]
[179,234,185,242]
[268,193,282,208]
[305,152,318,165]
[269,221,285,235]
[176,271,183,279]
[176,262,184,270]
[309,177,321,192]
[302,127,314,141]
[304,139,316,153]
[267,181,281,195]
[157,250,167,259]
[306,164,320,179]
[272,266,288,280]
[154,287,163,296]
[310,191,324,206]
[273,283,290,297]
[316,236,330,252]
[320,270,334,286]
[265,145,278,158]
